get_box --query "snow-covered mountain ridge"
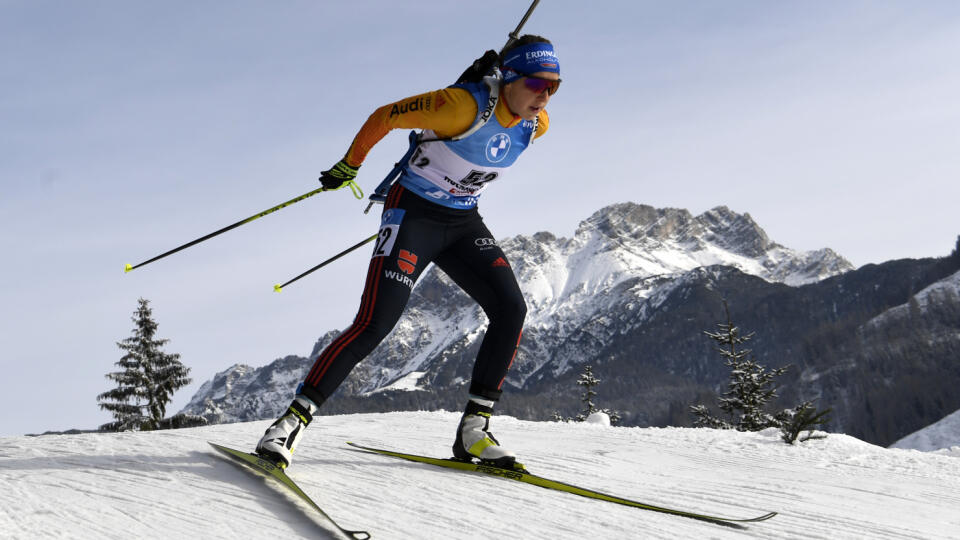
[181,203,852,424]
[3,413,958,539]
[892,407,960,452]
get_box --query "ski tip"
[124,263,133,273]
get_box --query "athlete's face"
[503,71,559,121]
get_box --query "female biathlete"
[256,36,560,471]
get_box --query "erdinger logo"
[525,50,558,61]
[485,133,511,163]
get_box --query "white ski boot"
[255,395,318,468]
[452,398,522,470]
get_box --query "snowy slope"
[3,413,959,539]
[891,408,960,452]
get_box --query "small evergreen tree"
[98,298,201,431]
[780,400,832,444]
[552,365,621,424]
[574,365,601,421]
[691,303,788,431]
[691,303,830,443]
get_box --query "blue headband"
[501,42,560,83]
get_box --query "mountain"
[180,203,851,421]
[180,202,960,447]
[3,413,959,539]
[890,408,960,452]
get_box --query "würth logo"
[492,257,509,268]
[398,250,418,275]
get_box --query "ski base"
[209,442,370,540]
[347,442,776,527]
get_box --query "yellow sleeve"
[343,87,478,167]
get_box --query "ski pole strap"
[325,179,364,199]
[344,180,364,199]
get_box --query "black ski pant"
[299,184,526,406]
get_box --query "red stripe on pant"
[497,330,523,390]
[305,185,405,388]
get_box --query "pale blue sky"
[2,1,958,436]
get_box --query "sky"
[1,1,959,436]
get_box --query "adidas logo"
[492,257,509,268]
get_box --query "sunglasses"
[504,68,561,96]
[522,75,561,96]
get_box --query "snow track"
[1,412,957,539]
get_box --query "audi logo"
[474,238,497,247]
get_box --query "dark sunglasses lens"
[523,77,560,95]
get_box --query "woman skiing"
[256,35,560,471]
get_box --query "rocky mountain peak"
[576,203,774,259]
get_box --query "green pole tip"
[124,263,133,273]
[274,284,283,293]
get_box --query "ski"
[209,442,371,540]
[346,442,776,527]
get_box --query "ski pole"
[124,184,361,273]
[273,233,378,292]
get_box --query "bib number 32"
[373,209,405,258]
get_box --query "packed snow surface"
[2,412,958,539]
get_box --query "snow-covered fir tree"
[563,365,620,424]
[779,400,832,444]
[690,303,789,432]
[575,365,601,421]
[97,298,200,431]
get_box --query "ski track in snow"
[1,412,958,539]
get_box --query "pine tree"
[97,298,196,431]
[691,302,789,432]
[574,365,601,421]
[572,365,621,424]
[780,400,832,444]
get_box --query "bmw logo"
[485,133,511,163]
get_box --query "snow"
[891,408,960,453]
[2,412,958,539]
[369,371,426,394]
[585,411,611,426]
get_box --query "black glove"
[456,49,500,84]
[319,159,359,190]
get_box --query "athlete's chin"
[522,107,542,120]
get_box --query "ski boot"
[255,395,319,469]
[452,398,525,472]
